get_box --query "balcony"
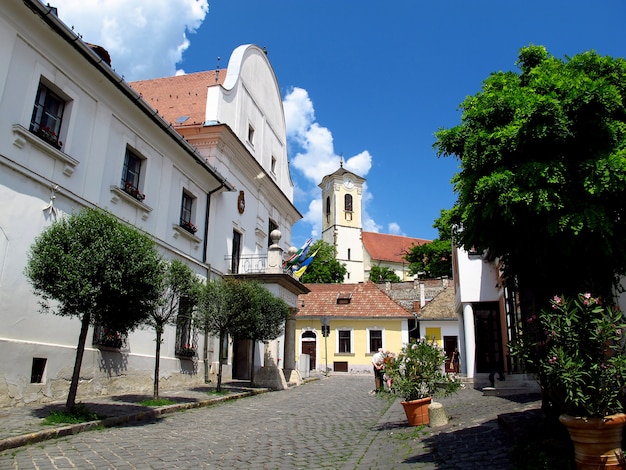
[225,254,268,274]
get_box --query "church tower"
[319,163,366,283]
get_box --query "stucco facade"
[0,0,302,406]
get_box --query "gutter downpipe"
[202,182,227,383]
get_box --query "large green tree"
[25,208,162,411]
[405,209,453,279]
[435,46,626,308]
[299,239,347,283]
[145,259,200,399]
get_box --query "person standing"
[452,347,461,374]
[372,348,385,394]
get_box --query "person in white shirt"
[372,348,385,393]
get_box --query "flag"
[283,238,312,268]
[293,249,319,278]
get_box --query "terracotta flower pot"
[559,413,626,469]
[401,397,432,426]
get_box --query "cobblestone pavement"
[0,374,541,469]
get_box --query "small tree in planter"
[384,338,461,425]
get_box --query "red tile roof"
[362,232,430,264]
[129,70,225,127]
[296,281,413,319]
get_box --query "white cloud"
[51,0,209,81]
[388,222,403,235]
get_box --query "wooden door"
[302,340,316,370]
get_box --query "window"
[121,148,145,201]
[268,219,278,247]
[369,330,383,353]
[30,82,65,150]
[326,196,331,223]
[344,194,353,212]
[179,191,197,234]
[271,156,276,174]
[247,124,255,145]
[347,248,351,261]
[92,325,125,349]
[31,358,47,383]
[176,297,196,358]
[338,330,351,353]
[231,230,242,274]
[220,335,229,364]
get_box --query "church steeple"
[318,165,366,283]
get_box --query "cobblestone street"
[0,374,541,469]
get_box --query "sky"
[50,0,626,247]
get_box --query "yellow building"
[295,281,415,373]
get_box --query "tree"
[435,45,626,308]
[25,208,162,411]
[196,278,235,391]
[196,278,290,389]
[299,240,347,283]
[405,209,453,279]
[369,265,401,283]
[228,280,290,383]
[145,259,200,399]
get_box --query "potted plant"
[512,293,626,468]
[384,337,461,426]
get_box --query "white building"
[0,0,304,407]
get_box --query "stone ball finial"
[287,245,298,256]
[270,229,282,245]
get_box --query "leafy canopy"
[25,207,162,331]
[369,265,401,283]
[405,209,453,279]
[435,45,626,302]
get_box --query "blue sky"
[53,0,626,247]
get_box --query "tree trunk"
[217,331,224,392]
[66,311,91,412]
[153,328,162,400]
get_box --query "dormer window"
[337,293,352,305]
[271,155,276,174]
[247,124,255,145]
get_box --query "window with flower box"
[30,81,66,150]
[93,325,126,349]
[175,298,197,358]
[121,148,146,201]
[179,191,197,234]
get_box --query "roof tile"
[296,281,413,319]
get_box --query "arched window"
[344,194,353,212]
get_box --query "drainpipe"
[203,183,227,264]
[202,182,227,383]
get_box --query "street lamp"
[321,316,330,376]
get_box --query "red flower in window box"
[123,181,146,201]
[36,126,63,149]
[180,220,198,234]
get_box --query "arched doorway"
[301,330,317,370]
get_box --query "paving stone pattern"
[0,374,541,469]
